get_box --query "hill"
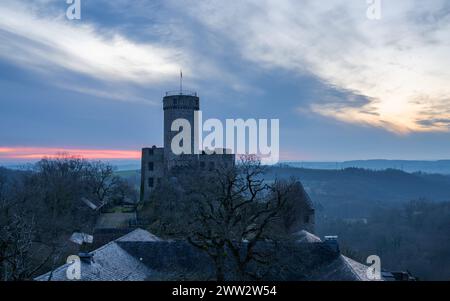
[285,160,450,175]
[263,166,450,218]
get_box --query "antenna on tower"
[180,70,183,94]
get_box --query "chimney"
[324,236,340,254]
[78,252,94,264]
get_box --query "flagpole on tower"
[180,70,183,94]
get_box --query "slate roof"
[307,255,373,281]
[35,229,160,281]
[294,230,322,243]
[35,228,375,281]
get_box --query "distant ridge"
[283,160,450,175]
[4,159,450,175]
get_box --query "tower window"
[148,149,154,156]
[148,178,154,188]
[148,162,154,171]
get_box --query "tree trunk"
[215,261,225,281]
[214,246,225,281]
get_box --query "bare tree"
[0,169,36,281]
[145,156,298,280]
[109,177,138,205]
[84,161,123,206]
[189,158,298,280]
[0,156,136,281]
[0,214,35,280]
[0,178,53,281]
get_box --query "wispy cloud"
[54,82,159,105]
[175,0,450,133]
[0,0,183,85]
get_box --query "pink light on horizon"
[0,147,141,161]
[0,147,313,163]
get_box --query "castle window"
[148,178,154,188]
[209,162,215,171]
[148,162,154,171]
[200,161,206,169]
[148,149,154,156]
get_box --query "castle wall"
[140,147,165,202]
[198,150,235,171]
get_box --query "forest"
[2,161,450,280]
[267,166,450,280]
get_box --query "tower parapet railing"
[165,90,198,97]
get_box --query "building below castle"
[140,91,235,202]
[35,228,391,281]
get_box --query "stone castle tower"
[140,90,235,202]
[163,92,200,168]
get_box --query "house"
[36,228,383,281]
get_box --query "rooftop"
[35,228,378,281]
[165,90,198,97]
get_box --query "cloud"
[174,0,450,133]
[0,0,255,102]
[418,118,450,128]
[0,0,183,85]
[2,0,449,134]
[54,82,159,105]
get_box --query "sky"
[1,0,450,163]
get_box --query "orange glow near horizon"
[0,147,141,161]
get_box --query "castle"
[140,90,235,202]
